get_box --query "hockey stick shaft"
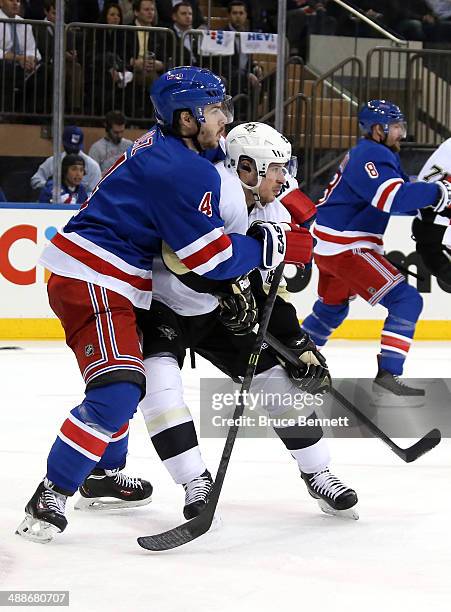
[208,263,286,495]
[138,263,286,551]
[264,332,441,463]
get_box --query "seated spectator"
[22,0,78,20]
[88,110,133,172]
[128,0,165,86]
[39,154,88,204]
[31,126,102,194]
[335,0,394,38]
[171,1,198,65]
[0,0,44,113]
[34,0,83,113]
[86,3,134,116]
[224,1,262,96]
[0,185,6,202]
[295,2,337,37]
[156,0,205,29]
[394,0,443,41]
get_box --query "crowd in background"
[3,0,451,201]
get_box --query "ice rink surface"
[1,339,450,612]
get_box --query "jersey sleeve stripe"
[175,226,225,260]
[187,244,233,275]
[51,233,153,292]
[313,227,384,246]
[179,232,232,272]
[371,178,404,212]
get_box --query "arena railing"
[64,23,176,124]
[180,29,291,125]
[305,56,363,193]
[366,47,451,147]
[329,0,407,46]
[0,18,54,120]
[0,19,177,125]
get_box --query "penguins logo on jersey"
[157,325,177,340]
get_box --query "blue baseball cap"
[63,126,84,153]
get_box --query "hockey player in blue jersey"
[16,67,289,543]
[302,99,451,403]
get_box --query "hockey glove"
[247,220,287,269]
[433,179,451,214]
[277,173,317,228]
[277,332,331,395]
[215,275,258,335]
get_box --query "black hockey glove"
[277,332,331,395]
[215,275,258,336]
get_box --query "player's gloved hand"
[247,220,287,269]
[215,275,258,335]
[433,179,451,214]
[277,173,317,228]
[277,332,331,395]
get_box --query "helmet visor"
[202,95,234,125]
[286,155,298,178]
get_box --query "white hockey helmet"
[225,122,295,201]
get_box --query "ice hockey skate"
[183,470,213,520]
[301,469,359,520]
[74,468,153,511]
[16,479,68,543]
[372,360,425,407]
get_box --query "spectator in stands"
[88,110,133,172]
[0,185,6,202]
[31,126,102,194]
[224,1,262,96]
[23,0,78,21]
[394,0,445,41]
[34,0,82,113]
[295,2,337,37]
[171,1,198,65]
[334,0,394,38]
[156,0,205,29]
[38,154,88,204]
[129,0,165,86]
[86,3,134,115]
[0,0,43,112]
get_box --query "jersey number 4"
[198,191,213,217]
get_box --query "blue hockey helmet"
[150,66,233,128]
[358,100,406,137]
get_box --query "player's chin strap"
[242,182,265,209]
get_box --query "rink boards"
[0,204,449,339]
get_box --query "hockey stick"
[138,263,286,551]
[264,332,441,463]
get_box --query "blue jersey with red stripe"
[39,127,263,309]
[313,138,440,256]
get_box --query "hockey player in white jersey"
[412,140,451,287]
[136,123,359,522]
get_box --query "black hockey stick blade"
[402,428,441,463]
[264,332,442,463]
[138,510,213,551]
[138,264,286,552]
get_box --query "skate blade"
[74,495,152,511]
[317,499,359,520]
[370,392,425,408]
[15,515,60,543]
